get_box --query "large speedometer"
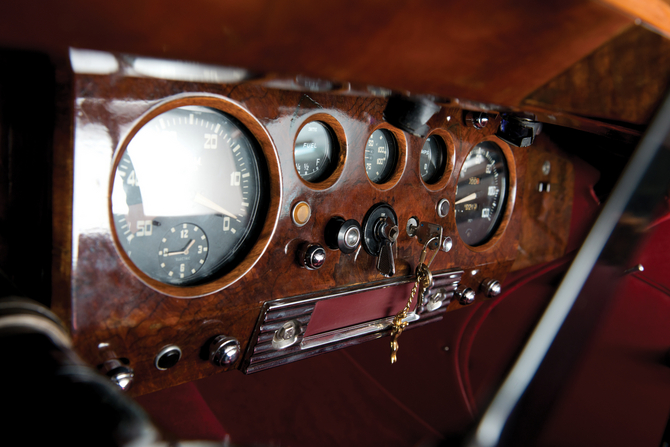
[454,141,508,246]
[111,105,266,287]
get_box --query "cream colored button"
[292,201,311,227]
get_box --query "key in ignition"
[362,203,399,277]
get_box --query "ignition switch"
[362,203,399,277]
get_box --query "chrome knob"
[481,278,502,297]
[325,217,362,254]
[466,111,490,129]
[297,243,326,270]
[456,287,476,305]
[209,335,240,366]
[271,319,302,350]
[102,359,134,390]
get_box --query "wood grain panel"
[49,68,563,396]
[0,0,631,109]
[511,135,574,271]
[523,25,670,125]
[596,0,670,37]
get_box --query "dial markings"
[455,142,508,246]
[111,106,264,286]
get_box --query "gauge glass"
[365,129,397,184]
[420,136,446,184]
[294,121,333,182]
[111,105,265,286]
[454,142,508,246]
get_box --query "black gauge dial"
[111,105,266,286]
[295,121,333,182]
[420,136,446,184]
[455,141,508,246]
[365,129,397,184]
[158,223,209,281]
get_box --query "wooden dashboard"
[43,52,574,396]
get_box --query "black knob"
[297,243,326,270]
[325,218,362,254]
[155,345,182,370]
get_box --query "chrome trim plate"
[243,269,464,373]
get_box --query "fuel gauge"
[295,121,334,183]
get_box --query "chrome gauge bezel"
[108,95,282,298]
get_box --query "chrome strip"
[301,313,420,350]
[245,313,444,374]
[264,275,418,310]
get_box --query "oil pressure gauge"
[365,129,397,184]
[420,135,446,184]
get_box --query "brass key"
[390,233,440,364]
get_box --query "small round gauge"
[365,129,397,184]
[111,105,266,287]
[295,121,333,182]
[420,135,446,184]
[455,141,509,246]
[158,223,209,281]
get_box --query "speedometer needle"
[194,193,237,219]
[455,192,477,205]
[168,239,195,256]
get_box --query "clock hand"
[168,239,195,256]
